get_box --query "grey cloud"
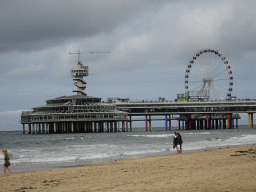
[0,0,170,53]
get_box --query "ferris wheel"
[185,49,233,100]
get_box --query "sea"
[1,125,256,174]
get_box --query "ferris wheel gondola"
[185,49,233,100]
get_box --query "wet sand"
[1,145,256,192]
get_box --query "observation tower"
[70,49,89,95]
[70,60,88,95]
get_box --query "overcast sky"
[1,0,255,131]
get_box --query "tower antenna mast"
[69,49,111,96]
[69,49,111,63]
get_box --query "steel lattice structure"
[185,49,233,100]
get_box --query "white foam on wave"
[184,134,256,151]
[127,134,173,138]
[187,132,213,135]
[8,133,256,165]
[123,149,167,156]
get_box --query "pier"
[21,97,256,134]
[20,49,256,134]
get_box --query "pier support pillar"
[212,119,215,130]
[36,124,39,134]
[64,123,67,133]
[96,122,99,133]
[126,121,128,132]
[252,113,254,128]
[76,122,79,133]
[200,120,203,129]
[185,115,189,130]
[110,122,113,132]
[28,124,31,134]
[114,121,117,132]
[42,123,45,134]
[223,119,226,129]
[231,114,233,128]
[149,115,152,131]
[46,123,49,134]
[236,119,238,128]
[92,122,95,132]
[130,116,132,132]
[169,115,171,130]
[54,123,57,133]
[178,120,180,130]
[23,124,25,134]
[215,120,218,129]
[145,115,148,131]
[165,115,168,130]
[39,123,42,134]
[122,121,125,132]
[106,121,109,132]
[92,121,95,133]
[206,114,209,129]
[228,114,230,129]
[32,124,35,134]
[248,113,254,128]
[228,114,233,129]
[118,121,120,132]
[71,122,74,133]
[84,122,87,132]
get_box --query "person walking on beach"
[176,133,183,154]
[173,132,177,149]
[2,149,11,174]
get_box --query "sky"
[0,0,256,131]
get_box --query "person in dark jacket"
[173,132,177,149]
[2,149,11,174]
[176,133,183,154]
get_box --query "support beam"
[106,121,109,132]
[42,123,45,134]
[122,121,125,132]
[110,122,113,132]
[130,116,132,132]
[46,123,49,134]
[145,115,148,131]
[118,121,120,132]
[64,123,67,133]
[165,115,168,130]
[206,114,209,129]
[92,122,95,132]
[223,119,226,129]
[77,122,79,133]
[28,124,31,134]
[36,124,39,134]
[54,123,57,133]
[23,124,25,134]
[71,122,74,133]
[84,122,87,132]
[251,113,254,128]
[169,115,171,130]
[114,121,117,132]
[32,124,35,134]
[149,115,152,131]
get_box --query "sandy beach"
[1,145,256,192]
